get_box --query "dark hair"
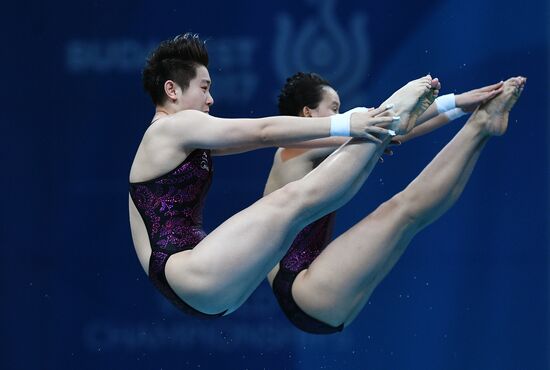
[142,33,209,105]
[278,72,332,116]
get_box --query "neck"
[149,107,170,124]
[155,107,172,115]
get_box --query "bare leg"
[290,77,526,327]
[164,76,435,314]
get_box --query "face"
[306,86,340,117]
[177,65,214,113]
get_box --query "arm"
[213,137,349,156]
[414,103,440,126]
[395,112,452,143]
[299,141,353,162]
[414,81,504,127]
[398,81,505,143]
[157,107,394,153]
[279,136,349,149]
[159,110,331,151]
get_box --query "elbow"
[258,120,274,146]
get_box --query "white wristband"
[330,107,369,136]
[330,114,350,136]
[444,108,467,121]
[435,93,456,113]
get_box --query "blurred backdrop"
[2,0,549,369]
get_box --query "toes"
[418,75,431,83]
[514,84,525,97]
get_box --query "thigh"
[165,182,307,313]
[292,195,418,323]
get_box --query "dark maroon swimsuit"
[272,212,344,334]
[130,148,342,330]
[129,149,226,317]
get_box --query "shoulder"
[149,110,209,136]
[274,148,318,174]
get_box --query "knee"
[377,193,420,228]
[281,178,334,216]
[388,191,429,230]
[293,275,352,327]
[174,274,244,315]
[266,181,310,215]
[165,259,241,315]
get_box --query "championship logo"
[273,0,370,105]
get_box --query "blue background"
[3,0,548,369]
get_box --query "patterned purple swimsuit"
[272,212,344,334]
[129,149,226,317]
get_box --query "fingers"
[364,132,383,143]
[480,86,504,103]
[362,123,398,142]
[372,115,400,129]
[380,147,395,162]
[487,86,504,96]
[367,125,394,136]
[477,80,505,92]
[369,103,395,117]
[375,120,396,128]
[371,115,400,129]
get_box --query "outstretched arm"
[398,81,505,143]
[395,112,452,143]
[212,137,349,156]
[156,107,395,154]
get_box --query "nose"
[206,92,214,106]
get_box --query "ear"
[301,106,313,117]
[164,80,178,101]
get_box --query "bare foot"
[469,76,526,136]
[382,75,440,134]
